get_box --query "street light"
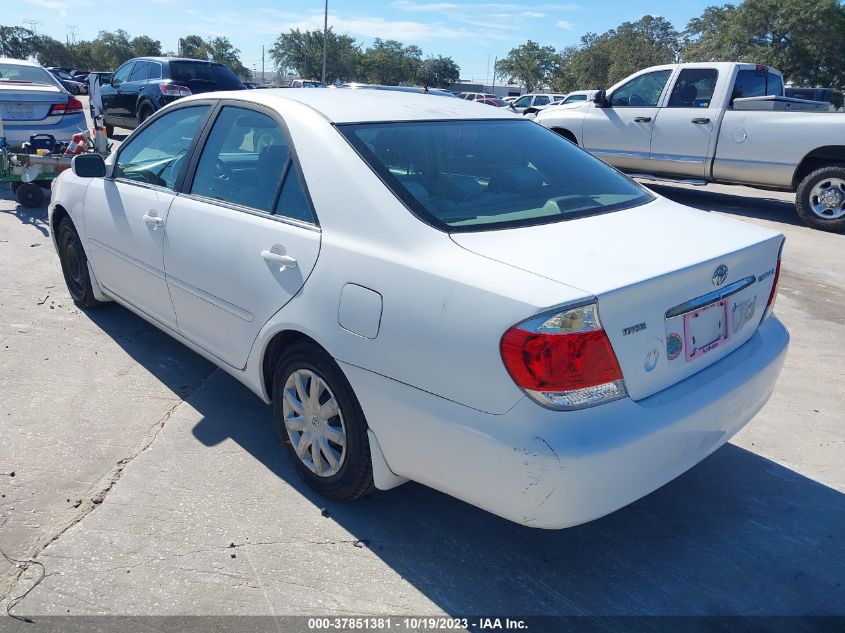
[321,0,328,84]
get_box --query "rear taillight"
[159,83,192,97]
[49,96,83,115]
[763,255,782,320]
[500,302,627,410]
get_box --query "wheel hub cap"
[810,178,845,219]
[282,369,346,477]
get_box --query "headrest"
[488,167,543,193]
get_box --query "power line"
[22,20,42,35]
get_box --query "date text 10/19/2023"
[307,617,529,630]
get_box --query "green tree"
[0,26,37,59]
[270,28,360,83]
[359,39,422,85]
[416,55,460,88]
[89,30,134,69]
[178,34,208,59]
[684,0,845,88]
[131,35,162,58]
[177,34,250,79]
[495,40,558,92]
[33,36,74,67]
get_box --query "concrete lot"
[0,137,843,617]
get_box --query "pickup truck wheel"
[796,166,845,232]
[272,340,375,501]
[56,217,105,309]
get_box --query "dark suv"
[100,57,245,135]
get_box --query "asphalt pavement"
[0,121,842,620]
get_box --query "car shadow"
[79,306,844,617]
[0,186,50,236]
[647,183,805,228]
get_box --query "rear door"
[163,103,320,369]
[582,69,672,171]
[84,103,212,328]
[649,67,721,178]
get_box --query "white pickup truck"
[536,62,845,232]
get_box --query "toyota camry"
[48,90,789,528]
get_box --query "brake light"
[500,302,627,410]
[49,96,83,115]
[763,257,781,320]
[159,83,192,97]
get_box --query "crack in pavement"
[0,368,218,608]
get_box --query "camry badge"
[712,264,729,287]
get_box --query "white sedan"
[49,90,789,528]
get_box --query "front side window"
[667,68,718,108]
[114,105,209,189]
[340,119,653,232]
[534,95,550,106]
[610,70,672,107]
[513,95,532,108]
[190,106,291,213]
[564,94,587,103]
[111,62,134,86]
[129,62,151,82]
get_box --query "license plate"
[684,299,729,361]
[2,103,35,120]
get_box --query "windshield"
[169,61,244,90]
[0,63,56,86]
[339,119,653,232]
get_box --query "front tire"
[56,216,105,309]
[796,165,845,233]
[272,340,374,501]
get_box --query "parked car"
[47,67,87,95]
[459,92,498,101]
[0,58,87,146]
[99,57,245,136]
[557,90,598,105]
[501,95,519,104]
[71,69,90,81]
[785,87,844,112]
[49,90,788,528]
[86,71,113,87]
[290,79,326,88]
[537,62,845,232]
[509,92,566,114]
[476,96,509,107]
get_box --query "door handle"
[142,213,164,229]
[691,117,711,124]
[261,250,298,271]
[634,116,652,123]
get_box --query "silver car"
[0,58,87,146]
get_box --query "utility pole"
[321,0,328,84]
[67,26,78,45]
[261,45,265,84]
[492,56,497,92]
[23,19,42,35]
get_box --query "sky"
[6,0,717,81]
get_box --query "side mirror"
[72,153,106,178]
[592,90,608,107]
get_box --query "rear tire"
[272,339,374,501]
[56,216,105,309]
[105,122,115,138]
[15,182,44,208]
[138,105,153,126]
[796,165,845,233]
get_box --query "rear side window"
[731,69,784,103]
[667,68,718,108]
[275,163,316,223]
[534,95,550,106]
[340,119,653,232]
[169,61,243,90]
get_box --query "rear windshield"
[168,61,243,90]
[339,119,653,232]
[0,63,56,86]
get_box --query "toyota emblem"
[712,264,729,287]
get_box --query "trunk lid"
[0,84,67,122]
[451,197,783,401]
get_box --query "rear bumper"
[2,114,88,145]
[344,315,789,528]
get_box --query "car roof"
[182,88,521,123]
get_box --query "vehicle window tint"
[169,61,243,90]
[534,95,550,106]
[731,69,783,103]
[191,106,289,213]
[514,96,532,107]
[275,162,316,223]
[114,105,209,189]
[129,62,151,82]
[111,62,133,85]
[610,70,672,107]
[340,120,653,232]
[667,68,718,108]
[0,63,56,85]
[149,63,162,80]
[564,95,587,103]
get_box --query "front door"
[100,61,134,122]
[649,67,720,179]
[582,69,672,171]
[164,104,321,369]
[84,104,211,328]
